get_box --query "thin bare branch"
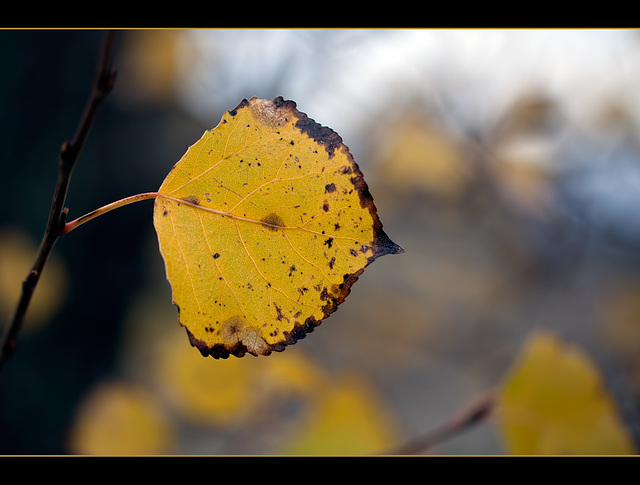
[0,31,119,371]
[383,391,496,455]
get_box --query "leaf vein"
[234,219,312,313]
[168,208,204,324]
[195,208,246,319]
[167,120,266,195]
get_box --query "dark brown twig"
[0,31,119,371]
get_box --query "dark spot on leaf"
[213,252,220,259]
[183,195,199,205]
[324,237,333,248]
[261,212,285,231]
[228,99,249,117]
[328,256,335,269]
[325,183,336,193]
[322,202,329,212]
[274,302,284,321]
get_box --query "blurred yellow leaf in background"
[0,229,67,332]
[148,322,401,453]
[256,347,329,397]
[277,374,400,455]
[375,114,469,201]
[118,30,194,106]
[155,332,260,427]
[153,329,328,428]
[69,380,173,455]
[497,331,636,455]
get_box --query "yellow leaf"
[497,332,636,455]
[278,374,400,455]
[69,380,173,455]
[153,97,402,358]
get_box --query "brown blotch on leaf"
[182,195,200,205]
[186,315,270,359]
[244,96,343,159]
[325,182,336,193]
[261,212,285,231]
[246,96,296,130]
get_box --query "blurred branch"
[0,31,119,371]
[383,391,495,455]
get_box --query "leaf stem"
[0,31,119,371]
[62,192,159,235]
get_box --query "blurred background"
[2,29,640,454]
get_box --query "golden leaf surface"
[153,97,402,358]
